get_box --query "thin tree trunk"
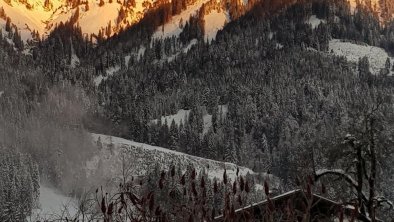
[368,118,376,221]
[355,141,366,216]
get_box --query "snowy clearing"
[329,39,394,75]
[93,65,121,86]
[306,15,325,29]
[88,133,262,183]
[29,185,77,221]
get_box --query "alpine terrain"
[1,0,394,221]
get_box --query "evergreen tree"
[168,119,179,150]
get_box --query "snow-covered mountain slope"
[0,0,155,41]
[203,9,229,41]
[306,15,326,29]
[88,133,271,183]
[329,39,394,76]
[150,0,249,41]
[0,0,63,40]
[1,0,392,43]
[28,133,276,220]
[0,0,249,43]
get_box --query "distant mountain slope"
[1,0,392,45]
[0,0,258,42]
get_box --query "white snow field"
[88,133,260,182]
[306,15,326,29]
[0,0,156,41]
[329,39,394,76]
[204,9,229,41]
[30,131,277,219]
[0,0,389,43]
[29,185,77,221]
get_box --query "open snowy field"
[329,39,394,76]
[29,185,77,221]
[88,133,261,183]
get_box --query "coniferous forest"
[0,0,394,221]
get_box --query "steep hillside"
[0,0,156,41]
[0,0,259,42]
[87,133,277,184]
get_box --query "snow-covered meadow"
[88,132,258,182]
[329,39,394,75]
[29,185,78,221]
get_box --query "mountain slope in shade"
[87,133,278,185]
[1,0,257,42]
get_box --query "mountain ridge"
[0,0,260,42]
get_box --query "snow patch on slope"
[306,15,325,29]
[70,54,80,68]
[124,45,146,68]
[49,1,121,36]
[204,10,228,42]
[70,42,80,68]
[329,39,394,75]
[183,38,198,53]
[0,0,61,40]
[152,105,228,134]
[1,0,155,41]
[30,185,77,221]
